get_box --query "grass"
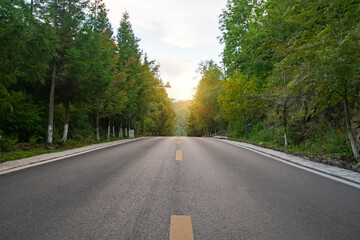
[0,136,130,163]
[229,135,357,164]
[0,148,62,163]
[228,122,356,163]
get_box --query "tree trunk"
[30,0,34,14]
[47,62,57,144]
[47,1,57,145]
[303,100,308,131]
[107,116,111,140]
[119,122,123,138]
[125,127,128,137]
[94,0,99,20]
[112,125,115,137]
[61,102,70,142]
[343,88,360,161]
[96,111,100,141]
[141,116,144,135]
[283,98,288,148]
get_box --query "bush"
[322,129,349,154]
[0,91,43,142]
[29,135,44,144]
[0,136,18,152]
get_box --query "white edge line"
[214,139,360,190]
[0,138,146,175]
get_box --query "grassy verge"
[0,136,130,163]
[227,122,357,164]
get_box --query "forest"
[0,0,175,160]
[1,0,360,164]
[188,0,360,163]
[173,100,191,136]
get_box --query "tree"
[188,61,224,136]
[173,101,191,136]
[219,0,267,78]
[116,12,144,133]
[277,0,360,159]
[60,0,115,141]
[0,0,56,140]
[218,0,360,159]
[45,0,88,144]
[218,72,266,135]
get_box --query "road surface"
[1,137,360,239]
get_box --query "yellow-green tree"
[187,61,224,136]
[218,72,266,135]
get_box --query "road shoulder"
[0,138,146,175]
[213,138,360,187]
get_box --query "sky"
[103,0,227,101]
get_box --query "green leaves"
[188,61,224,136]
[218,72,265,131]
[0,0,56,87]
[0,1,175,144]
[218,0,360,158]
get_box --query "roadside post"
[129,129,134,139]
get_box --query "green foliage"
[173,100,191,136]
[29,135,43,145]
[219,0,268,78]
[117,11,141,68]
[218,72,266,133]
[0,1,175,153]
[0,0,56,85]
[0,136,18,152]
[0,91,43,141]
[218,0,360,160]
[188,61,224,136]
[144,87,175,136]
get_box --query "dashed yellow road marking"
[177,140,181,144]
[176,150,183,160]
[169,215,194,240]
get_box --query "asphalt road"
[1,137,360,239]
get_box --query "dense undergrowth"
[229,120,356,164]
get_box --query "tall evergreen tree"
[116,12,143,132]
[45,0,87,144]
[0,0,56,140]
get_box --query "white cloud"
[104,0,227,100]
[158,58,187,78]
[106,0,223,48]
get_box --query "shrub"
[0,136,18,152]
[0,91,43,142]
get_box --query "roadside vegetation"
[188,0,360,163]
[173,100,191,136]
[1,0,359,165]
[0,0,175,161]
[0,136,128,163]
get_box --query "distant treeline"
[173,100,191,136]
[188,0,360,162]
[0,0,175,151]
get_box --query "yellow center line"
[176,150,183,160]
[177,140,181,144]
[169,215,194,240]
